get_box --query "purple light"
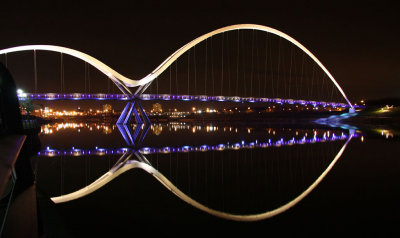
[18,93,359,108]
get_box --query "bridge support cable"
[107,71,111,94]
[169,64,172,95]
[187,49,190,95]
[310,64,315,100]
[241,32,246,96]
[175,60,179,95]
[250,30,254,98]
[205,39,207,96]
[84,62,87,93]
[134,84,144,96]
[263,34,268,97]
[255,31,261,97]
[221,32,224,96]
[210,37,214,96]
[226,33,231,95]
[282,39,287,98]
[293,48,298,99]
[269,36,274,98]
[276,37,281,99]
[193,46,197,96]
[34,50,37,93]
[60,53,64,93]
[60,155,64,196]
[87,62,90,93]
[236,30,239,96]
[299,53,305,100]
[139,83,149,95]
[288,44,293,99]
[156,76,159,95]
[316,66,322,101]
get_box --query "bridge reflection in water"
[34,122,357,221]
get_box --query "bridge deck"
[18,93,354,108]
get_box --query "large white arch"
[142,24,353,107]
[0,24,353,107]
[51,134,353,221]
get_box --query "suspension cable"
[205,39,207,95]
[226,33,231,96]
[250,29,254,97]
[193,45,197,96]
[211,37,214,96]
[236,30,239,96]
[300,53,305,100]
[60,53,64,93]
[288,44,293,98]
[84,62,87,94]
[34,50,37,93]
[88,64,90,93]
[264,33,268,97]
[276,37,281,98]
[221,32,224,96]
[169,65,172,95]
[241,31,246,96]
[187,49,190,95]
[269,35,274,98]
[255,31,260,97]
[175,59,179,94]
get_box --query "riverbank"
[340,107,400,136]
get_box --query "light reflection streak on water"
[40,122,355,137]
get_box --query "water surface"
[33,122,400,236]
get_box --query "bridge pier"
[117,100,151,126]
[117,100,150,147]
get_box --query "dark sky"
[0,0,399,101]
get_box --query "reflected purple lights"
[38,132,356,157]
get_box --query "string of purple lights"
[18,93,360,108]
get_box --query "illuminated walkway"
[19,93,356,109]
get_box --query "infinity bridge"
[2,24,362,221]
[1,23,358,126]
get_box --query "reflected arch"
[51,134,353,221]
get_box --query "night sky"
[0,1,399,101]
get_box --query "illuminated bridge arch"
[142,24,353,108]
[0,24,353,108]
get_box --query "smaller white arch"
[0,45,135,92]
